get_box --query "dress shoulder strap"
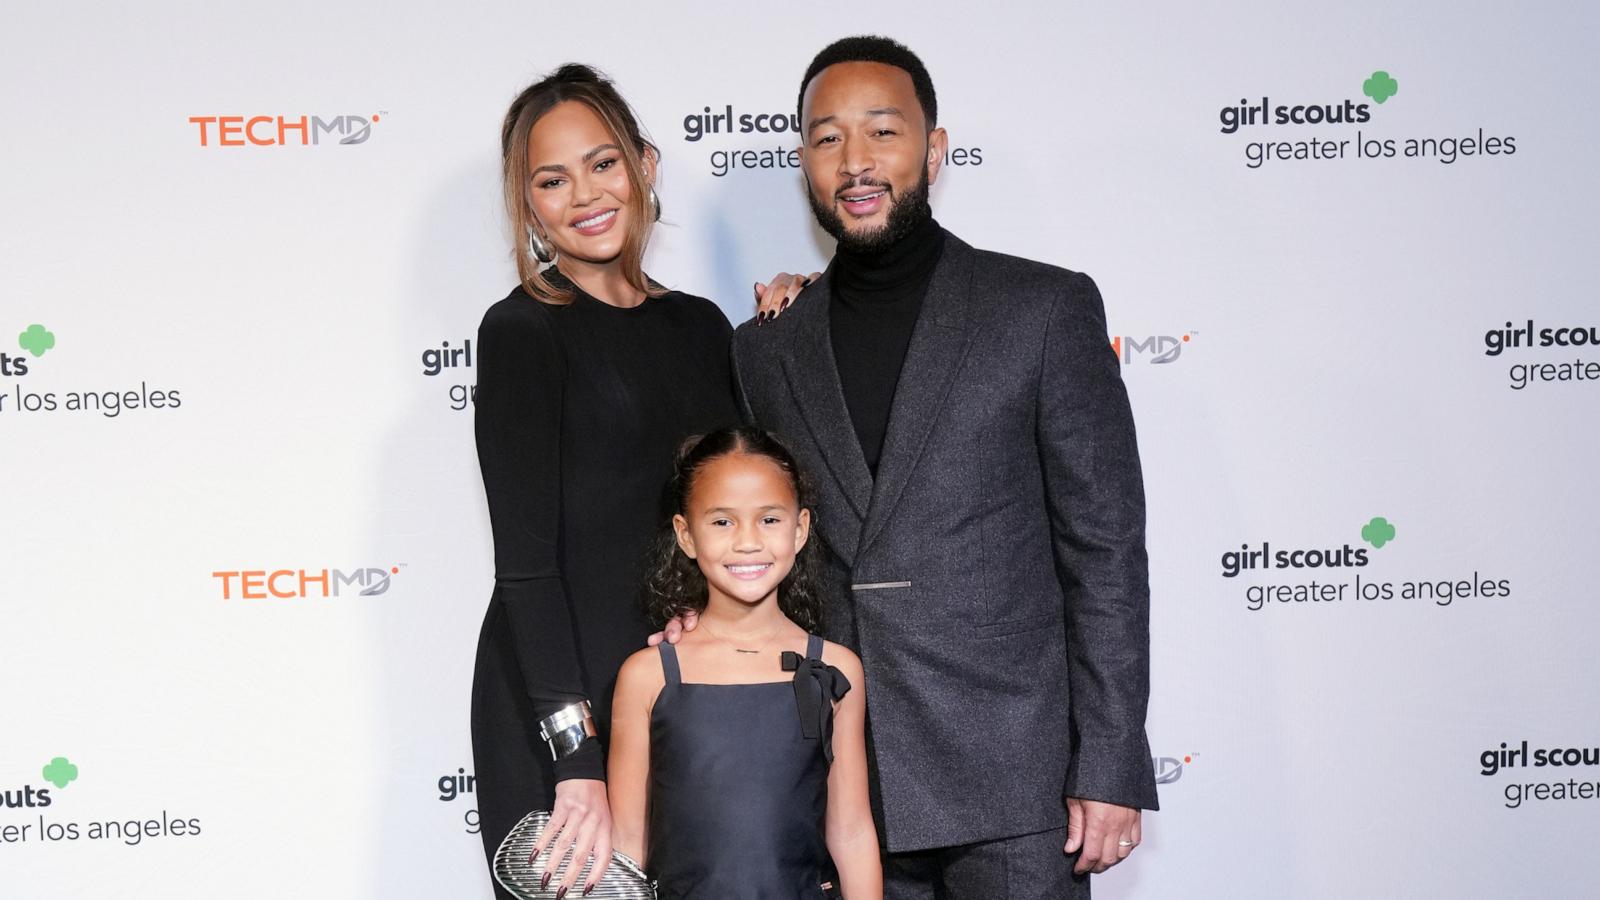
[657,641,681,686]
[806,633,823,660]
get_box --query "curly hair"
[643,426,825,633]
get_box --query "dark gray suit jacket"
[731,229,1158,853]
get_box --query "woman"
[471,64,740,898]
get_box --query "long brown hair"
[500,64,662,304]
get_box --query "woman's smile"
[571,207,619,235]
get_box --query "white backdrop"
[3,2,1597,897]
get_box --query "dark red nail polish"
[780,296,791,311]
[584,886,596,897]
[555,887,568,900]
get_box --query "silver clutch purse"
[493,809,657,900]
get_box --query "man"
[731,36,1159,898]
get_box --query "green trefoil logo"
[19,324,56,358]
[1361,516,1397,549]
[42,756,79,789]
[1363,71,1399,104]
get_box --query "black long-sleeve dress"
[470,274,738,890]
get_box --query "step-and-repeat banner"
[4,2,1595,897]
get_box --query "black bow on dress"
[780,651,851,764]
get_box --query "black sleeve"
[730,329,759,426]
[1037,272,1159,811]
[474,302,604,783]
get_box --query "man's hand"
[1064,797,1141,875]
[644,609,699,646]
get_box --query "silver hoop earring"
[527,227,555,264]
[649,186,661,222]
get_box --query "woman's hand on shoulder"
[753,271,822,324]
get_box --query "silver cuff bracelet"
[537,701,597,761]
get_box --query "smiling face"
[673,452,811,611]
[525,100,651,267]
[800,61,946,253]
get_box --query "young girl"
[606,427,882,899]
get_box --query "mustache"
[835,177,892,199]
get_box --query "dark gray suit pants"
[883,826,1089,899]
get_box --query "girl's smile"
[725,562,774,580]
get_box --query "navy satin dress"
[648,634,849,899]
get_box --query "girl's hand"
[531,778,613,897]
[753,271,821,324]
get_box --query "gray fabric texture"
[883,826,1089,900]
[731,229,1159,854]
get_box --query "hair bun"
[551,63,608,85]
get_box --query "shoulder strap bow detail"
[781,650,851,763]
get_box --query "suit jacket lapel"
[859,233,978,555]
[779,268,874,523]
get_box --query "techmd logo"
[1111,332,1195,365]
[1153,754,1197,786]
[211,565,403,599]
[188,113,386,147]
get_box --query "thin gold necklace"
[698,619,785,655]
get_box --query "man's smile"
[839,188,888,217]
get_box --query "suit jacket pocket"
[975,610,1064,639]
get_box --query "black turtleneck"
[829,216,946,475]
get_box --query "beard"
[806,166,932,255]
